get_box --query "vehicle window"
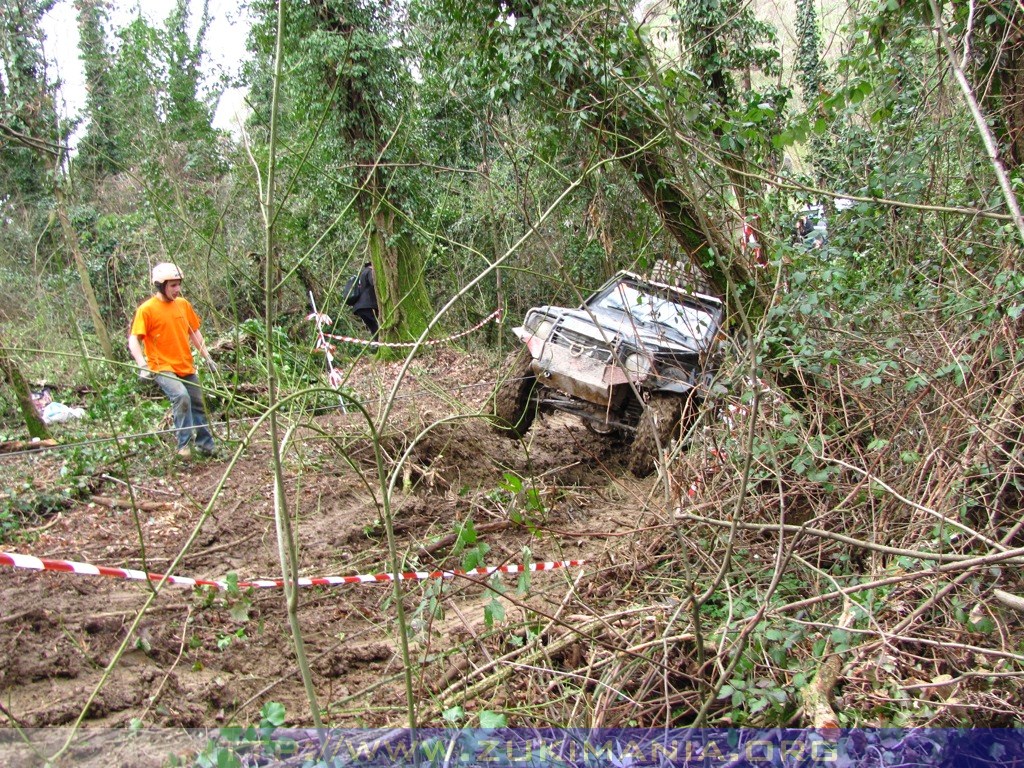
[595,283,715,340]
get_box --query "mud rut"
[0,351,658,741]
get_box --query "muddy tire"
[627,394,683,477]
[491,346,538,438]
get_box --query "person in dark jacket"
[352,262,379,340]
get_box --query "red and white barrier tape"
[0,551,583,591]
[311,309,502,352]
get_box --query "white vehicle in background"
[796,203,828,249]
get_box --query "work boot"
[176,446,191,459]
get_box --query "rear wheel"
[583,418,617,436]
[627,394,683,477]
[491,347,538,438]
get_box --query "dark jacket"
[352,264,378,313]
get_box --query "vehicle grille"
[551,326,615,364]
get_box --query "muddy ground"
[1,349,675,764]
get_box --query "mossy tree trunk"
[0,339,51,440]
[369,213,431,346]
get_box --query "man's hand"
[138,364,154,381]
[204,356,219,374]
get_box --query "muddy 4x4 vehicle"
[492,271,726,476]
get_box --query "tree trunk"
[54,182,117,363]
[621,147,771,325]
[0,339,51,440]
[369,213,432,348]
[997,19,1024,170]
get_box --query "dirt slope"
[0,349,659,748]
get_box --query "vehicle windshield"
[592,282,716,341]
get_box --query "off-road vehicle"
[492,270,726,476]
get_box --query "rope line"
[2,309,504,460]
[0,551,584,591]
[0,379,503,460]
[314,309,502,351]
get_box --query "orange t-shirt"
[130,295,201,376]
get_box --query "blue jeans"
[155,372,214,452]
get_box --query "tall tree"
[422,0,785,324]
[74,0,121,179]
[0,0,59,205]
[794,0,835,186]
[949,0,1024,171]
[676,0,783,210]
[0,0,117,362]
[248,0,433,344]
[75,2,227,331]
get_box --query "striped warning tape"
[312,309,502,351]
[0,551,583,592]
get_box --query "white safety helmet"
[152,262,183,284]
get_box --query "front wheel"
[491,347,538,438]
[627,394,683,478]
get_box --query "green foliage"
[794,0,823,105]
[0,437,119,541]
[104,6,223,178]
[223,319,342,413]
[701,599,809,725]
[0,480,70,538]
[451,517,490,570]
[75,0,122,178]
[496,472,546,528]
[192,701,291,768]
[0,0,64,206]
[246,0,436,343]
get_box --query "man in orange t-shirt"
[128,263,218,459]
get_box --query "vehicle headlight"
[659,366,690,386]
[525,313,555,340]
[623,352,652,380]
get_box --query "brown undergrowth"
[1,333,1023,763]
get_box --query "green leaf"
[484,597,505,627]
[968,616,995,634]
[261,701,286,727]
[442,706,465,723]
[773,131,793,149]
[499,473,523,493]
[228,600,250,623]
[479,710,507,728]
[456,519,478,547]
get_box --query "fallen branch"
[993,589,1024,614]
[90,496,172,512]
[800,604,854,730]
[800,655,842,730]
[0,439,57,454]
[20,512,63,535]
[418,520,512,557]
